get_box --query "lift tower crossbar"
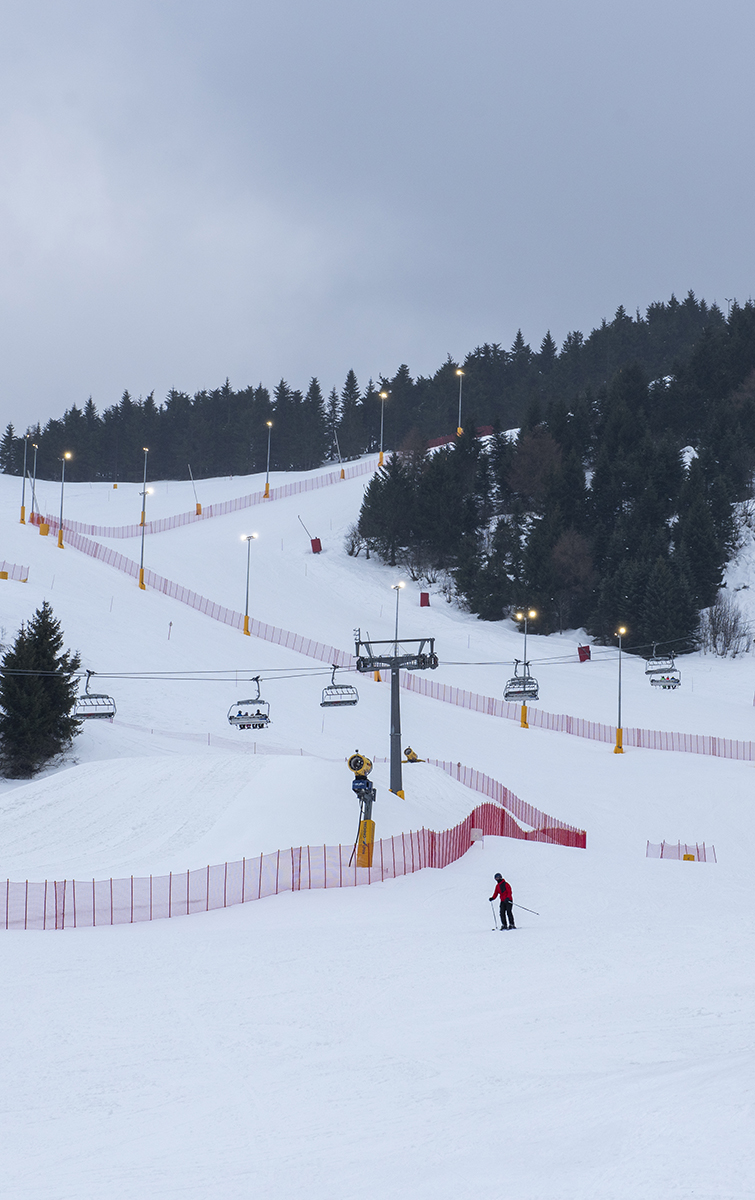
[354,632,439,796]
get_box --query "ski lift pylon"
[228,676,271,730]
[503,659,539,703]
[321,665,359,707]
[73,670,117,721]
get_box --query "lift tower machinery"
[354,630,438,797]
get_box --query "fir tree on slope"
[0,602,81,778]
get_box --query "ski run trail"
[0,459,753,1200]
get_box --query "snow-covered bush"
[699,592,752,657]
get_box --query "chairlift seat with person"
[227,676,270,730]
[650,670,682,690]
[320,665,359,707]
[73,670,116,721]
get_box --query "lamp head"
[456,368,464,377]
[241,532,259,542]
[529,609,537,619]
[143,446,149,453]
[617,626,627,637]
[63,451,72,460]
[266,421,273,428]
[392,581,405,591]
[379,391,389,400]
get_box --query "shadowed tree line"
[0,291,729,484]
[355,300,755,650]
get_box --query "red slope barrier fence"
[35,499,755,767]
[2,798,585,931]
[31,457,378,540]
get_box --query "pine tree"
[338,370,365,458]
[641,557,698,648]
[0,603,81,778]
[0,423,19,473]
[300,379,328,469]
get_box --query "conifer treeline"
[356,301,755,648]
[0,291,725,483]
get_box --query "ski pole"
[490,899,498,930]
[513,902,539,916]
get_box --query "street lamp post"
[31,443,39,520]
[456,369,464,436]
[614,626,626,753]
[379,391,389,466]
[515,608,537,665]
[514,607,537,728]
[140,448,149,526]
[58,452,72,548]
[20,435,29,523]
[138,485,153,589]
[242,533,258,635]
[264,421,273,498]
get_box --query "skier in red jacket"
[489,873,516,929]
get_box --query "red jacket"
[491,879,512,902]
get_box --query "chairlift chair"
[503,660,540,703]
[228,676,271,730]
[320,665,359,708]
[645,645,676,675]
[74,670,117,721]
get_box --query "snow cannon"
[348,752,376,868]
[403,746,424,763]
[298,514,322,553]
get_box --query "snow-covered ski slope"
[0,461,753,1199]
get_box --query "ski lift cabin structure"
[645,646,682,690]
[320,666,359,707]
[503,660,539,703]
[228,677,271,730]
[74,670,116,721]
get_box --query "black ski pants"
[500,899,515,928]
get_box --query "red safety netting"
[36,499,755,768]
[31,457,378,540]
[2,793,585,930]
[0,560,29,582]
[646,841,717,863]
[402,673,755,763]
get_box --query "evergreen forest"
[355,299,755,649]
[3,290,755,650]
[0,290,734,485]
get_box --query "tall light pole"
[20,434,29,523]
[514,608,537,728]
[241,532,258,635]
[138,485,153,589]
[514,608,537,665]
[140,448,149,526]
[379,390,389,466]
[614,626,627,753]
[58,452,72,548]
[31,442,39,520]
[456,369,464,436]
[264,421,273,498]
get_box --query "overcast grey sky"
[0,0,753,430]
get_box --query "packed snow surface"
[0,462,753,1199]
